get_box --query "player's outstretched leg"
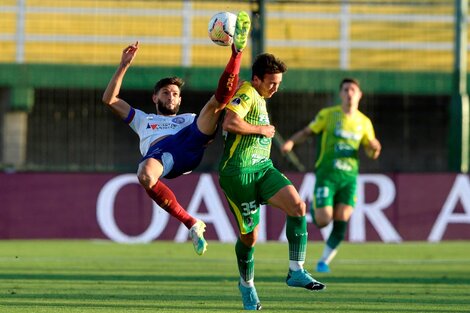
[233,11,251,52]
[239,283,262,310]
[189,220,208,255]
[213,11,251,108]
[286,269,326,291]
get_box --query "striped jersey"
[219,81,273,175]
[309,105,376,176]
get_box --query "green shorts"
[219,165,292,234]
[313,171,357,209]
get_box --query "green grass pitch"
[0,240,469,312]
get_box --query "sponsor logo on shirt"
[334,159,353,171]
[335,143,355,157]
[259,114,270,124]
[335,122,361,141]
[146,119,188,131]
[335,128,361,141]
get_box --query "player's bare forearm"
[223,110,275,138]
[102,64,128,105]
[102,42,138,119]
[281,127,312,153]
[223,118,271,136]
[101,65,132,119]
[102,42,139,106]
[291,127,311,145]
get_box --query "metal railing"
[0,0,457,70]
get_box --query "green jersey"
[309,105,376,177]
[219,81,272,176]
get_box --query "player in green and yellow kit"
[281,78,381,273]
[219,53,326,311]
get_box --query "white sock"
[319,245,337,265]
[240,277,254,288]
[289,260,304,271]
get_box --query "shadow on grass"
[2,300,467,313]
[1,273,469,311]
[0,291,239,302]
[0,300,239,311]
[1,272,469,285]
[1,290,469,312]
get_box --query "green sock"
[326,220,348,249]
[235,238,255,282]
[286,216,308,262]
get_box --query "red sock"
[145,180,196,229]
[214,48,242,104]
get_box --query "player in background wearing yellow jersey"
[281,78,381,273]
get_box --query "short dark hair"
[340,77,360,90]
[154,76,184,94]
[252,53,287,80]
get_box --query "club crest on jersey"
[172,117,186,124]
[146,123,158,130]
[259,137,270,146]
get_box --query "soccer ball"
[208,12,237,46]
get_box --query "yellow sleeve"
[308,108,327,134]
[225,82,252,118]
[361,117,376,146]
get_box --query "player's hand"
[121,41,139,67]
[281,140,294,154]
[366,138,381,159]
[262,125,276,138]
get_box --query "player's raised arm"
[102,41,139,119]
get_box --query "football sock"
[239,277,254,288]
[289,260,303,271]
[320,245,338,265]
[236,238,255,283]
[326,220,348,249]
[286,216,308,267]
[145,180,196,229]
[214,48,242,104]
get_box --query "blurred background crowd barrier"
[0,0,466,173]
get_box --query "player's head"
[339,77,361,91]
[251,53,287,99]
[339,77,362,108]
[153,77,184,115]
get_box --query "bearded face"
[157,98,180,115]
[153,84,182,115]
